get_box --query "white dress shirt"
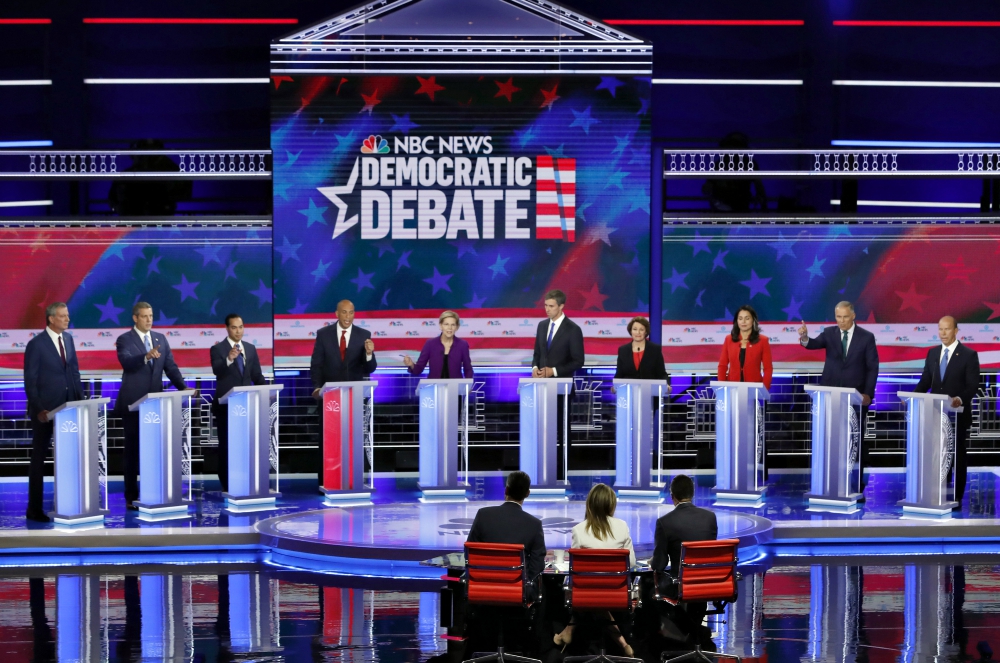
[225,336,243,366]
[941,339,960,402]
[570,517,636,567]
[134,326,153,353]
[45,326,66,357]
[336,324,373,361]
[535,313,566,376]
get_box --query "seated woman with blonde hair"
[554,483,635,657]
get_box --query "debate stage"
[2,469,999,577]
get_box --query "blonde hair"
[439,310,460,327]
[584,483,617,542]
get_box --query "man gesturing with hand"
[799,301,879,492]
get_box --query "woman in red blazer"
[718,305,772,389]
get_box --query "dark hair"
[505,471,531,502]
[627,316,651,339]
[132,302,152,316]
[670,474,695,501]
[225,313,243,327]
[731,305,760,344]
[544,289,566,307]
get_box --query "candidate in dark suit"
[211,313,267,493]
[914,316,980,504]
[614,316,668,381]
[22,303,84,521]
[403,310,474,379]
[467,471,547,586]
[115,302,188,507]
[799,301,879,490]
[309,300,377,397]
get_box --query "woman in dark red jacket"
[718,305,772,389]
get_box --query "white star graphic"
[317,157,360,240]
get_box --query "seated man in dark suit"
[914,316,980,505]
[467,471,547,584]
[798,300,879,492]
[651,474,718,637]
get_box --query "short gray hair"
[835,301,855,313]
[45,302,67,320]
[132,302,152,316]
[439,310,460,327]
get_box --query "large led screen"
[271,74,651,367]
[661,223,1000,370]
[0,226,273,375]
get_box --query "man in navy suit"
[211,313,267,493]
[914,316,980,504]
[309,299,377,398]
[23,303,84,522]
[531,289,584,480]
[115,302,188,509]
[799,301,879,491]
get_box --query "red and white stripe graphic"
[535,155,576,242]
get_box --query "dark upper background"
[2,0,999,216]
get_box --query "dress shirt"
[801,323,855,352]
[134,326,153,353]
[538,313,566,376]
[44,326,65,356]
[336,324,373,361]
[941,339,961,402]
[225,336,243,366]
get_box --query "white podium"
[219,384,283,509]
[517,377,573,499]
[804,385,863,508]
[129,390,195,518]
[613,379,669,500]
[320,381,376,505]
[897,391,962,515]
[417,378,473,501]
[47,397,110,525]
[711,381,769,501]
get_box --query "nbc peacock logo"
[60,421,79,434]
[360,134,389,154]
[143,412,161,424]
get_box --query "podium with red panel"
[320,381,377,505]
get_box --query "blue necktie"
[546,322,555,349]
[236,347,245,376]
[939,347,949,381]
[841,330,848,361]
[144,334,152,367]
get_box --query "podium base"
[806,493,862,507]
[713,489,765,509]
[134,502,191,522]
[418,485,468,503]
[52,513,104,526]
[523,486,568,502]
[224,494,277,512]
[321,488,372,507]
[615,488,664,503]
[898,500,958,516]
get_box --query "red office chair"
[655,539,742,663]
[561,548,642,663]
[461,542,542,663]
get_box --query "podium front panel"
[613,379,667,490]
[518,378,572,489]
[321,382,373,494]
[417,380,470,489]
[711,381,768,497]
[136,393,189,509]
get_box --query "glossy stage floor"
[1,469,1000,577]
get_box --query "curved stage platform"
[257,501,773,578]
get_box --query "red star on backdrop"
[941,256,977,283]
[360,89,382,115]
[540,84,560,110]
[271,75,293,90]
[415,76,445,102]
[578,283,608,311]
[895,282,930,312]
[984,301,1000,320]
[494,77,520,102]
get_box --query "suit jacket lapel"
[551,318,568,348]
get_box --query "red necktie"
[340,330,347,361]
[58,335,66,366]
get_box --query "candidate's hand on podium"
[145,345,162,361]
[531,366,542,378]
[541,367,555,378]
[610,386,617,395]
[951,396,962,408]
[312,388,321,399]
[228,344,242,362]
[861,394,872,407]
[364,338,375,354]
[37,410,48,423]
